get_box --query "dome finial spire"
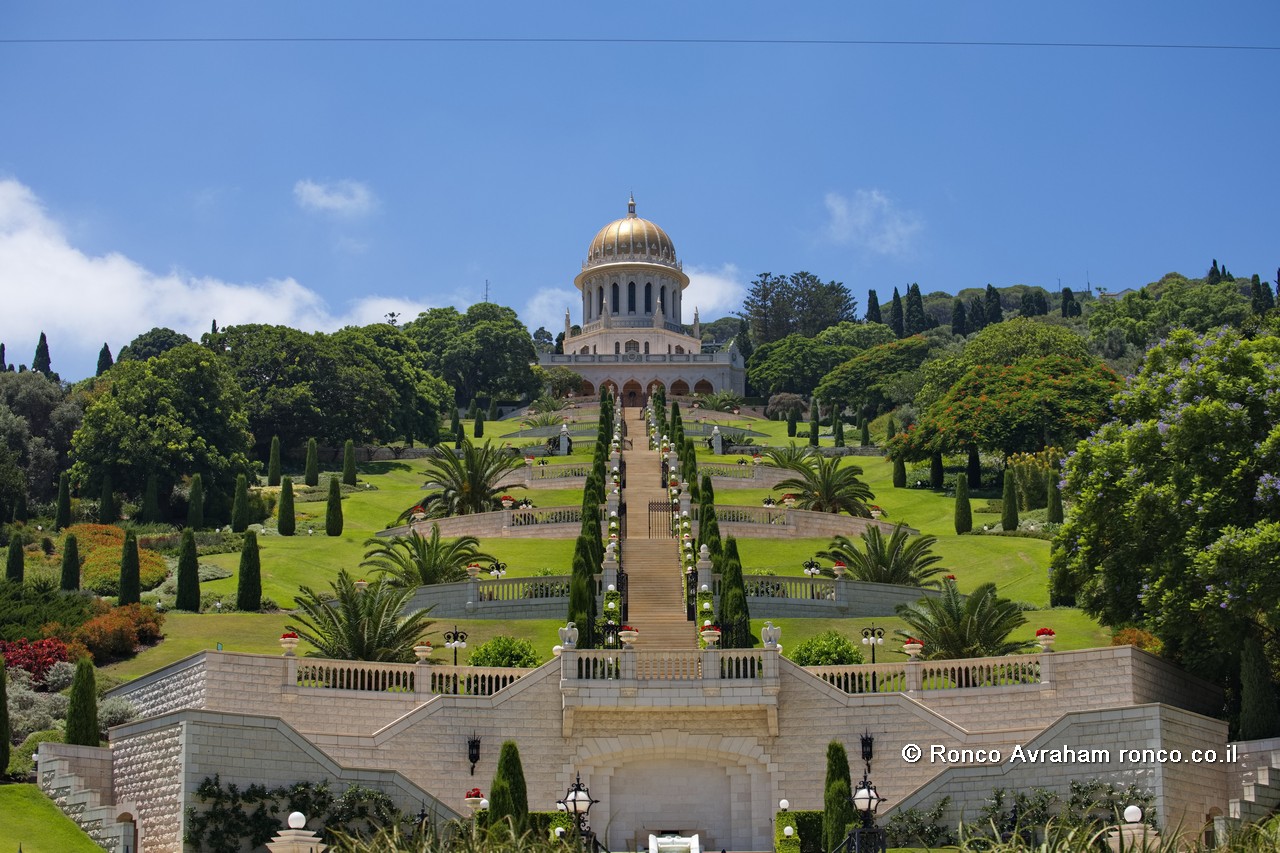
[627,192,636,217]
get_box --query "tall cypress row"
[267,435,282,487]
[278,476,296,536]
[54,472,72,531]
[342,439,357,486]
[304,438,319,487]
[60,533,80,591]
[65,658,99,747]
[236,530,261,611]
[325,477,344,536]
[119,530,141,605]
[231,473,250,533]
[175,529,200,611]
[187,474,204,530]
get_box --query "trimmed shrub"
[488,740,529,833]
[278,476,295,536]
[187,473,204,530]
[65,657,99,746]
[468,635,541,668]
[230,473,250,533]
[1110,626,1162,654]
[304,438,320,487]
[9,729,62,777]
[60,533,80,591]
[5,536,23,583]
[892,456,906,489]
[326,477,343,536]
[788,631,864,667]
[342,439,357,486]
[175,529,200,611]
[72,603,164,663]
[236,530,261,612]
[1001,468,1019,531]
[118,531,141,605]
[954,475,972,534]
[267,435,282,487]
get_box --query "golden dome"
[584,195,680,271]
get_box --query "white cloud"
[522,287,579,332]
[822,189,922,256]
[684,263,746,319]
[0,178,433,379]
[293,178,376,216]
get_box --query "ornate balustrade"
[508,506,583,526]
[738,575,835,601]
[291,659,529,697]
[530,464,592,480]
[804,653,1043,695]
[715,505,792,526]
[562,649,777,683]
[477,576,571,601]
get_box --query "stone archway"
[580,380,595,397]
[693,379,714,395]
[669,379,690,396]
[622,380,643,407]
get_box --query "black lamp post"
[847,732,887,853]
[489,560,507,578]
[558,772,599,851]
[861,625,884,664]
[444,626,468,666]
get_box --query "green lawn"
[101,612,295,680]
[0,784,106,853]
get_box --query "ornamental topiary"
[118,531,141,605]
[788,631,864,667]
[231,473,250,533]
[277,476,295,536]
[488,740,529,833]
[326,477,343,536]
[65,657,99,747]
[342,439,357,486]
[304,437,320,487]
[236,531,261,612]
[175,529,200,611]
[267,435,282,487]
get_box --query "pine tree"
[174,529,200,611]
[278,476,296,536]
[65,658,99,746]
[342,439,358,486]
[32,331,52,375]
[96,343,114,376]
[0,654,9,771]
[889,287,905,338]
[267,435,282,487]
[893,456,906,489]
[954,475,972,534]
[187,474,205,530]
[905,283,927,335]
[488,740,530,833]
[140,473,161,523]
[985,284,1003,326]
[474,410,485,438]
[951,299,967,336]
[304,438,320,486]
[1240,636,1280,740]
[865,289,881,324]
[967,295,987,332]
[930,452,944,489]
[99,473,117,524]
[231,473,250,533]
[1047,474,1064,524]
[6,536,24,583]
[55,472,71,531]
[1002,468,1019,531]
[236,530,261,611]
[326,477,344,536]
[786,408,798,437]
[60,533,80,591]
[119,530,141,604]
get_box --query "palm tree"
[415,438,523,518]
[894,579,1033,660]
[772,455,874,515]
[818,524,947,587]
[361,525,493,587]
[764,445,814,469]
[288,571,435,662]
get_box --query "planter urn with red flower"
[500,495,514,509]
[466,564,482,580]
[414,642,434,663]
[618,626,640,647]
[1036,627,1056,652]
[464,788,485,811]
[782,494,796,508]
[832,561,847,578]
[700,621,721,647]
[902,638,924,660]
[280,632,300,656]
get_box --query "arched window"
[675,346,685,354]
[625,340,639,353]
[644,282,652,314]
[628,282,636,313]
[615,341,621,354]
[580,346,590,354]
[611,283,619,314]
[596,286,603,318]
[659,285,667,317]
[643,342,650,354]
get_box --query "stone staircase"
[1216,739,1280,839]
[621,414,696,650]
[38,743,134,852]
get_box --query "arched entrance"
[580,380,596,397]
[622,380,643,406]
[669,379,690,396]
[693,379,714,395]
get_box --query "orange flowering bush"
[63,524,168,594]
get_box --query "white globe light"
[779,798,790,811]
[783,826,794,838]
[1124,805,1143,824]
[480,799,489,810]
[288,812,306,829]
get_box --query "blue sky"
[2,2,1277,380]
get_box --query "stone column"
[696,544,714,595]
[712,425,722,455]
[678,483,692,518]
[601,543,619,590]
[558,423,571,455]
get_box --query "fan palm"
[417,438,523,517]
[772,455,874,515]
[288,571,435,662]
[361,525,493,587]
[818,524,947,587]
[894,579,1033,659]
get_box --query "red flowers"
[903,637,923,646]
[0,637,71,682]
[621,625,636,632]
[1036,627,1056,637]
[281,631,299,639]
[466,788,483,799]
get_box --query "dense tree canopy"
[742,272,857,344]
[813,336,933,413]
[746,335,855,399]
[0,369,83,500]
[118,327,194,362]
[1086,274,1252,359]
[403,304,538,404]
[1051,327,1280,680]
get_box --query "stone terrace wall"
[107,652,208,721]
[111,721,185,853]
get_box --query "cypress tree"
[892,456,907,489]
[236,530,261,611]
[99,473,116,524]
[342,439,358,486]
[326,477,344,536]
[860,420,871,447]
[140,473,161,524]
[119,530,141,605]
[832,415,845,447]
[786,408,798,437]
[967,446,982,489]
[96,342,114,376]
[474,410,485,438]
[454,419,465,449]
[0,654,8,771]
[716,537,751,649]
[6,536,24,583]
[467,398,479,420]
[488,740,530,833]
[267,435,282,487]
[1240,636,1280,740]
[175,529,200,611]
[865,289,881,324]
[230,474,250,532]
[823,741,854,853]
[187,474,205,530]
[1061,287,1079,318]
[1002,468,1020,531]
[450,409,462,442]
[304,438,320,487]
[905,283,927,335]
[886,417,897,441]
[0,342,5,371]
[809,400,820,447]
[984,283,1003,326]
[32,331,52,375]
[65,657,99,747]
[487,397,499,421]
[60,533,80,591]
[278,476,296,536]
[967,295,987,332]
[889,287,905,338]
[1047,474,1064,524]
[1032,289,1050,315]
[930,451,944,489]
[12,490,27,523]
[954,475,972,534]
[55,472,72,531]
[1019,290,1036,316]
[951,298,968,336]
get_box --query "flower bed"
[64,524,168,595]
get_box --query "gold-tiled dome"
[585,196,679,270]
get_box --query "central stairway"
[619,409,696,649]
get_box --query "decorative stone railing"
[804,653,1044,695]
[507,506,584,526]
[530,463,593,480]
[290,659,530,697]
[699,464,757,479]
[712,505,915,539]
[738,575,836,601]
[562,648,776,683]
[715,505,791,525]
[478,576,572,600]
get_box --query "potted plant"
[500,495,515,509]
[1035,627,1056,651]
[782,493,796,508]
[466,563,482,580]
[700,621,722,647]
[280,631,300,656]
[464,788,485,811]
[903,638,924,659]
[414,641,434,662]
[618,625,640,647]
[832,560,847,578]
